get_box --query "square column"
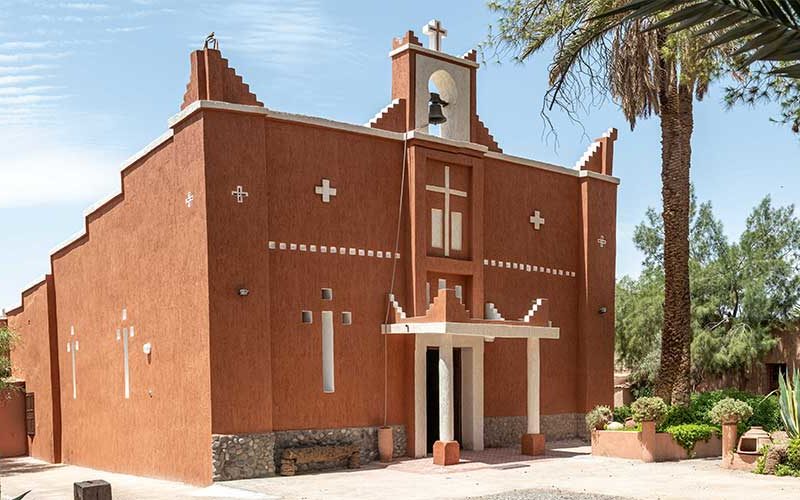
[522,337,545,456]
[433,335,460,465]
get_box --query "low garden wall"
[591,425,721,462]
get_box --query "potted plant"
[709,397,754,463]
[585,405,614,433]
[631,396,668,462]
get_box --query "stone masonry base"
[212,424,407,481]
[483,414,586,448]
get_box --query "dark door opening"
[426,348,439,453]
[426,347,462,453]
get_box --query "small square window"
[301,311,313,324]
[321,288,333,301]
[341,312,352,325]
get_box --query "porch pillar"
[438,335,454,441]
[522,337,546,455]
[433,334,460,465]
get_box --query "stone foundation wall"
[483,414,586,447]
[212,432,276,481]
[212,425,406,480]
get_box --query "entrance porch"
[383,289,559,464]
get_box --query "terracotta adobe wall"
[7,276,61,462]
[203,108,413,435]
[49,114,213,485]
[0,381,27,458]
[482,157,583,416]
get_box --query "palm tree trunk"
[654,76,694,406]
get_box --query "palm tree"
[599,0,800,77]
[487,0,722,404]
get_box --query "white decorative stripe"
[484,257,576,278]
[365,98,402,127]
[268,241,400,260]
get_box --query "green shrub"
[586,405,613,432]
[659,404,696,431]
[787,438,800,470]
[631,396,668,423]
[661,390,782,433]
[613,405,632,423]
[708,398,754,425]
[663,424,719,457]
[774,464,800,477]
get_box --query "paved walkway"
[2,441,798,499]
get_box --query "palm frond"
[594,0,800,77]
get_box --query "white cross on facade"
[231,185,249,203]
[314,179,337,203]
[301,289,352,393]
[185,192,194,208]
[530,210,545,230]
[598,235,607,248]
[115,308,134,399]
[426,165,467,257]
[422,19,447,51]
[67,326,79,399]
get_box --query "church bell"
[428,92,448,125]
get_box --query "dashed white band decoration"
[483,257,576,278]
[268,241,400,260]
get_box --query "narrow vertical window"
[25,393,35,436]
[431,208,444,249]
[321,311,335,393]
[454,285,463,304]
[438,278,447,290]
[451,211,463,251]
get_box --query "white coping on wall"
[29,99,619,310]
[5,275,48,313]
[381,321,560,339]
[388,43,480,68]
[365,98,402,127]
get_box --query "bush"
[586,405,613,432]
[787,438,800,470]
[656,390,782,433]
[631,396,668,423]
[663,424,719,457]
[708,398,754,425]
[613,405,632,423]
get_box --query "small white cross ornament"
[185,192,194,208]
[67,326,79,399]
[422,19,447,51]
[598,235,607,248]
[529,210,545,230]
[231,185,249,203]
[115,307,135,399]
[314,179,337,203]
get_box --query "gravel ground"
[466,490,632,500]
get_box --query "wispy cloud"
[0,140,121,208]
[0,94,65,105]
[0,52,71,64]
[0,85,58,96]
[0,75,47,84]
[105,26,147,33]
[59,2,110,10]
[212,0,362,73]
[0,41,50,50]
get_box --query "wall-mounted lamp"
[598,306,608,315]
[142,343,152,355]
[238,288,250,297]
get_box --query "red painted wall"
[50,114,213,485]
[7,277,61,462]
[0,382,27,458]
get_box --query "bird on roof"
[204,32,218,50]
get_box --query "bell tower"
[388,21,478,143]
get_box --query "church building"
[5,21,619,485]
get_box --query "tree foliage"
[616,195,800,387]
[0,326,18,394]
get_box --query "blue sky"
[0,0,798,311]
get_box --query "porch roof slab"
[381,321,559,339]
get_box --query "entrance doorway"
[425,347,462,453]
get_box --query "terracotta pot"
[737,426,772,455]
[378,426,393,463]
[721,422,738,466]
